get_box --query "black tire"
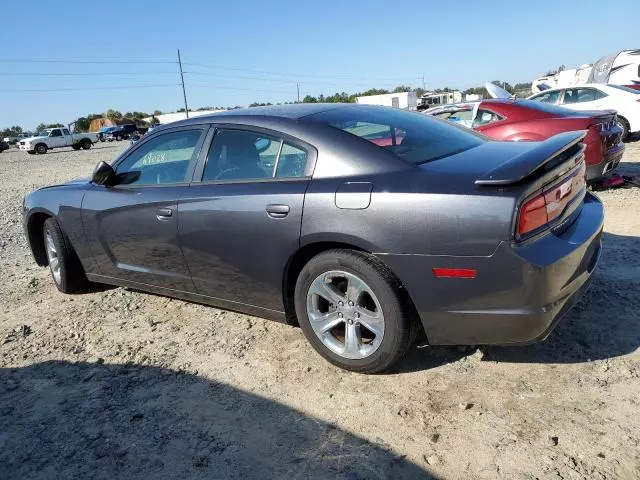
[27,150,35,155]
[99,136,105,143]
[72,144,81,151]
[115,135,122,141]
[35,143,47,155]
[294,249,416,373]
[43,218,88,294]
[618,116,630,142]
[81,139,92,150]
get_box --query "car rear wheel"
[43,218,88,293]
[35,143,47,155]
[618,116,630,142]
[294,249,415,373]
[72,144,81,151]
[82,139,92,150]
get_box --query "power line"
[0,59,175,64]
[0,84,181,93]
[0,71,179,76]
[188,84,293,94]
[0,70,413,88]
[183,62,419,82]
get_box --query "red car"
[427,99,624,181]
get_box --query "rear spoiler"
[475,131,587,186]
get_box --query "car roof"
[161,103,373,131]
[531,83,610,94]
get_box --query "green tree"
[73,117,90,132]
[105,109,122,123]
[392,85,412,93]
[36,123,64,132]
[153,109,163,116]
[1,125,23,137]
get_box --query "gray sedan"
[23,104,603,372]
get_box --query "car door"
[61,128,73,147]
[48,128,65,148]
[178,126,314,313]
[81,125,208,291]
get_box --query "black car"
[22,104,603,372]
[107,124,138,141]
[0,141,10,152]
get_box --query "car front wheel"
[294,249,416,373]
[43,218,88,293]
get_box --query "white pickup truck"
[18,127,99,154]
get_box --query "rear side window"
[202,129,309,182]
[307,105,484,165]
[474,109,504,127]
[563,88,606,104]
[62,128,70,135]
[276,143,308,178]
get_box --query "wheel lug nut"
[347,319,353,325]
[338,312,343,318]
[348,301,354,307]
[355,312,360,318]
[338,301,344,306]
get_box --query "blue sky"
[1,0,638,129]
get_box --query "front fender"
[23,186,97,273]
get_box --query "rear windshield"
[307,105,485,165]
[514,99,576,116]
[608,84,640,94]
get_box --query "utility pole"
[177,49,189,118]
[422,75,425,91]
[296,83,300,103]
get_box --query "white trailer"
[356,91,418,110]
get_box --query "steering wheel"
[215,166,241,181]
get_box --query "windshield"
[307,106,485,165]
[36,129,53,136]
[608,84,640,94]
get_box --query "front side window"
[115,129,203,185]
[202,129,309,181]
[308,105,484,165]
[50,129,62,137]
[530,90,561,104]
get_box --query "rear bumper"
[378,193,604,345]
[586,143,624,181]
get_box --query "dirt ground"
[1,140,639,480]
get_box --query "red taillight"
[517,162,586,238]
[432,268,477,279]
[518,194,547,236]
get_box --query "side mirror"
[92,161,116,185]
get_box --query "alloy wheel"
[45,229,61,285]
[306,270,385,359]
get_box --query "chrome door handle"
[266,204,290,218]
[156,208,173,220]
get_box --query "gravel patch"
[1,140,639,479]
